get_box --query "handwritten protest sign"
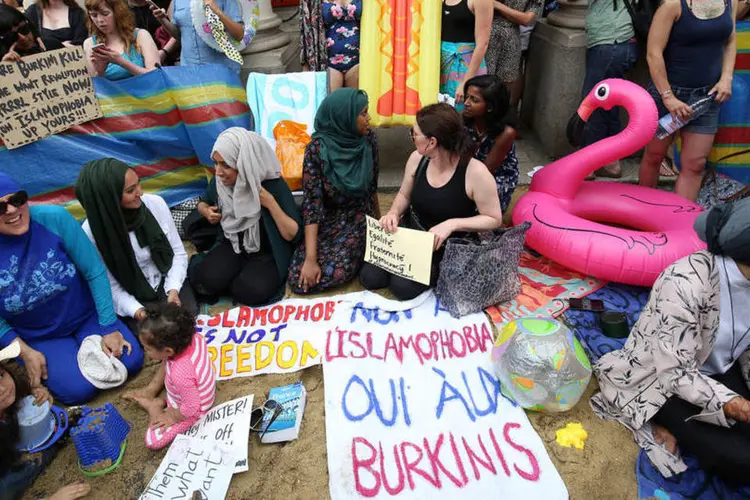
[184,395,253,473]
[364,216,434,286]
[196,293,364,380]
[323,292,568,499]
[140,435,235,500]
[0,47,102,149]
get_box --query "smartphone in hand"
[568,298,605,312]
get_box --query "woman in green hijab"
[288,87,380,294]
[75,159,195,332]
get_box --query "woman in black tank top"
[440,0,493,105]
[360,103,503,301]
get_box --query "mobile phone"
[91,43,105,50]
[568,298,605,312]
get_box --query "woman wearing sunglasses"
[360,103,503,300]
[0,4,61,62]
[0,173,143,406]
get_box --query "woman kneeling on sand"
[592,198,750,483]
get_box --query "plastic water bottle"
[656,94,715,139]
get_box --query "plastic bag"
[273,120,310,192]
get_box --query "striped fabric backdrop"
[708,20,750,181]
[0,64,252,219]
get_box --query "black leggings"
[188,240,281,306]
[652,362,750,485]
[359,254,441,301]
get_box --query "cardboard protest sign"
[0,47,102,149]
[184,395,253,473]
[364,216,434,286]
[140,435,235,500]
[196,293,365,380]
[323,292,568,500]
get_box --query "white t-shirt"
[82,193,188,318]
[701,255,750,376]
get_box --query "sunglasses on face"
[0,191,28,216]
[250,399,284,440]
[0,22,30,43]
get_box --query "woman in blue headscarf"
[0,173,143,405]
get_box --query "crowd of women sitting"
[0,86,505,497]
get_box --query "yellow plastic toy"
[555,422,588,450]
[359,0,441,127]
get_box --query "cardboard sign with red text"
[323,292,568,500]
[196,294,364,380]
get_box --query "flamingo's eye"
[595,83,610,101]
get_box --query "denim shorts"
[646,83,722,135]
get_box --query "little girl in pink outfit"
[124,302,216,450]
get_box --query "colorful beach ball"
[492,318,592,412]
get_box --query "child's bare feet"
[652,423,678,454]
[128,394,167,422]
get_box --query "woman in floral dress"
[300,0,361,90]
[288,88,379,294]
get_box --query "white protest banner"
[183,395,253,473]
[0,47,102,149]
[364,216,434,286]
[196,293,365,380]
[140,435,235,500]
[323,291,568,499]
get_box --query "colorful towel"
[564,282,750,499]
[637,450,750,499]
[0,64,252,219]
[486,249,605,325]
[245,71,328,147]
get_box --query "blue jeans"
[581,41,638,147]
[0,446,58,500]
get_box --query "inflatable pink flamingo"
[512,79,706,286]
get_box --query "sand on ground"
[24,189,640,500]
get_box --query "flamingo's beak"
[576,97,597,122]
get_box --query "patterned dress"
[467,125,519,212]
[300,0,328,71]
[323,0,361,71]
[288,130,379,293]
[485,0,543,82]
[591,251,750,477]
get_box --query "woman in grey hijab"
[590,198,750,484]
[188,128,303,306]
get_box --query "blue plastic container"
[70,403,131,471]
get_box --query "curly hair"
[84,0,136,53]
[0,363,30,476]
[138,302,196,355]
